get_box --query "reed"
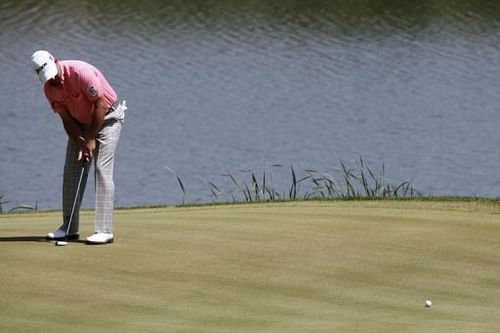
[165,166,187,205]
[307,157,420,199]
[0,194,37,213]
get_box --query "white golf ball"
[425,300,432,307]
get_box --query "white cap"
[31,50,58,83]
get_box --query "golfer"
[31,50,125,244]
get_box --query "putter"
[55,161,86,246]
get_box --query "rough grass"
[0,200,499,332]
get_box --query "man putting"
[31,50,125,245]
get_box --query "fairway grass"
[1,200,499,332]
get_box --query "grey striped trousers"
[62,101,126,234]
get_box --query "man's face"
[48,75,62,86]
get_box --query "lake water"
[1,0,499,210]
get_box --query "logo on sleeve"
[88,86,98,97]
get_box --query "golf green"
[0,200,499,332]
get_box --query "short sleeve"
[78,67,103,102]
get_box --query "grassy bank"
[0,200,499,332]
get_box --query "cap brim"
[37,61,58,83]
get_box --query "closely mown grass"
[170,158,420,205]
[1,200,499,332]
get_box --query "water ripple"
[3,0,500,209]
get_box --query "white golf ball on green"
[425,300,432,307]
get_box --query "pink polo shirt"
[44,60,117,124]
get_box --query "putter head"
[55,241,68,246]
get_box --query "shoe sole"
[86,238,114,245]
[47,234,80,241]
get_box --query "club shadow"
[0,236,50,242]
[0,236,86,243]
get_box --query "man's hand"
[84,138,96,162]
[75,136,96,163]
[76,136,95,162]
[76,136,86,161]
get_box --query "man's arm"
[83,96,108,161]
[58,108,87,161]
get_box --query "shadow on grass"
[0,236,48,242]
[0,236,86,244]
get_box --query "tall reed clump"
[305,158,419,199]
[169,157,420,205]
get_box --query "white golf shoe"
[47,227,79,240]
[86,233,114,245]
